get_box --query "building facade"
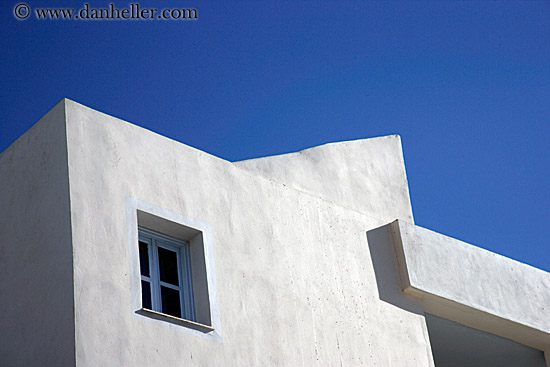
[1,99,549,366]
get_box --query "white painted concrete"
[1,99,548,366]
[388,219,550,351]
[0,100,75,366]
[63,99,432,366]
[236,134,415,225]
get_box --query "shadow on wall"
[366,224,423,315]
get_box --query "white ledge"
[385,219,550,351]
[138,308,215,333]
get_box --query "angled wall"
[0,101,75,366]
[387,219,550,351]
[63,100,433,366]
[5,99,548,366]
[236,135,414,224]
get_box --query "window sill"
[138,308,215,332]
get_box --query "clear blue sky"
[1,1,549,270]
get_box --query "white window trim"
[126,197,222,342]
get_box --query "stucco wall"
[64,100,435,366]
[4,100,548,366]
[388,220,550,351]
[0,101,75,366]
[236,134,414,225]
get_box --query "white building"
[1,99,549,366]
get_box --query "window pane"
[139,241,150,277]
[158,247,179,286]
[161,286,181,318]
[141,280,152,309]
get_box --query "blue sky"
[1,1,549,270]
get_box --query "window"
[138,227,196,321]
[127,198,222,341]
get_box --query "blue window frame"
[138,227,196,321]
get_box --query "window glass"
[139,241,150,277]
[158,246,179,286]
[161,286,182,318]
[141,280,152,309]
